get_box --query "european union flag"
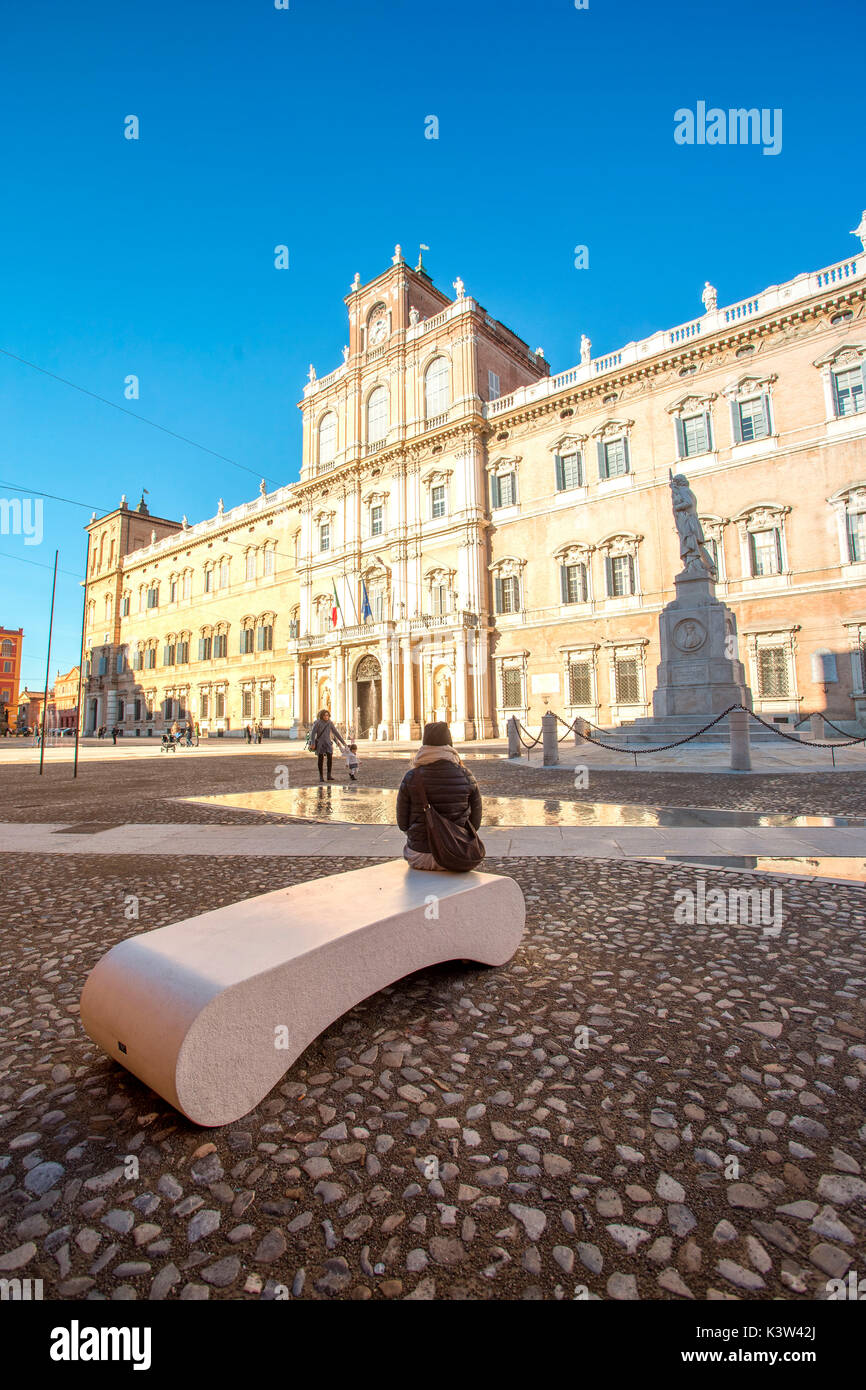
[360,579,373,622]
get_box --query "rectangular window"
[199,635,212,661]
[561,563,587,605]
[614,657,640,703]
[738,396,769,442]
[204,569,213,593]
[214,634,227,658]
[177,640,189,664]
[432,584,448,616]
[260,688,272,718]
[602,437,629,479]
[833,367,865,418]
[219,561,229,588]
[145,648,156,670]
[568,661,592,705]
[847,512,866,562]
[501,667,523,709]
[240,629,254,654]
[133,651,143,671]
[182,573,192,600]
[758,646,789,697]
[163,643,176,666]
[488,370,501,401]
[257,624,273,652]
[263,549,274,577]
[750,528,782,577]
[116,651,125,675]
[371,505,383,537]
[320,523,330,552]
[215,690,226,718]
[170,579,178,602]
[497,473,516,507]
[496,575,520,614]
[431,485,446,520]
[120,595,130,617]
[146,587,158,609]
[200,693,209,718]
[245,553,256,582]
[98,655,108,676]
[242,690,253,718]
[608,554,635,597]
[555,452,583,491]
[681,413,710,457]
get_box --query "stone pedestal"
[653,571,751,719]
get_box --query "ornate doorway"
[354,653,381,736]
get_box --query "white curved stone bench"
[80,860,525,1127]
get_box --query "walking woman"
[309,708,346,782]
[396,722,482,871]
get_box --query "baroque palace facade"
[81,224,866,738]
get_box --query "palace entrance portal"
[354,654,381,736]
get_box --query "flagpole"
[39,549,59,775]
[345,571,359,626]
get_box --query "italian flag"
[331,579,343,629]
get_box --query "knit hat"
[421,721,453,747]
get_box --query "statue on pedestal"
[580,334,591,365]
[701,281,718,314]
[669,471,717,579]
[850,210,866,253]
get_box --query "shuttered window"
[495,576,520,614]
[833,367,865,417]
[847,512,866,562]
[560,563,588,604]
[749,528,782,577]
[555,452,583,490]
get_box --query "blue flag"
[360,579,373,622]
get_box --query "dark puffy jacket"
[396,757,482,854]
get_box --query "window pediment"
[550,434,587,453]
[666,392,718,416]
[490,555,526,577]
[486,455,521,476]
[422,467,453,487]
[734,502,790,528]
[722,373,777,400]
[813,342,865,370]
[554,542,593,564]
[591,417,634,439]
[829,482,866,510]
[597,532,642,556]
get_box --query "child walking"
[344,742,360,782]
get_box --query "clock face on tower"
[368,313,388,345]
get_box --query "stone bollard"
[729,708,751,771]
[542,712,559,767]
[810,713,825,742]
[573,716,588,747]
[506,715,521,759]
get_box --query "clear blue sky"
[1,0,863,680]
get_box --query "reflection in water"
[655,855,866,883]
[182,785,863,830]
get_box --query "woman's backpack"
[409,768,485,873]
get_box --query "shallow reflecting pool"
[182,785,864,829]
[655,855,866,883]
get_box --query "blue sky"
[0,0,862,679]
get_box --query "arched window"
[318,412,337,465]
[424,357,450,418]
[367,386,388,443]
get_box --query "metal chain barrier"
[517,704,866,757]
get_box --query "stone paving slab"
[1,852,863,1302]
[2,822,864,861]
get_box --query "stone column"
[729,708,752,771]
[380,636,394,739]
[452,627,473,740]
[400,636,419,740]
[507,715,520,758]
[329,648,341,724]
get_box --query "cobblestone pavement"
[1,853,864,1301]
[3,752,866,824]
